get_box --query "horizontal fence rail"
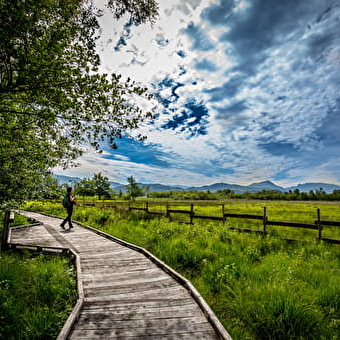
[266,221,318,229]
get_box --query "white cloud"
[57,0,340,187]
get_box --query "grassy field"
[99,199,340,241]
[0,211,77,339]
[23,200,340,339]
[0,250,77,339]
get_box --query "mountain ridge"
[54,175,340,194]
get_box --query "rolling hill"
[54,175,340,194]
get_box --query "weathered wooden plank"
[74,316,216,331]
[78,247,132,254]
[82,267,172,279]
[83,276,177,288]
[83,281,181,298]
[80,261,152,271]
[79,251,144,261]
[83,284,186,299]
[70,331,219,339]
[81,266,167,279]
[81,297,196,311]
[69,320,219,338]
[79,303,201,319]
[83,288,191,305]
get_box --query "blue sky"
[55,0,340,187]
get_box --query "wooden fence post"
[316,208,322,241]
[222,204,225,226]
[145,202,149,212]
[165,202,169,218]
[190,204,194,224]
[263,207,267,234]
[1,210,11,251]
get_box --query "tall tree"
[0,0,158,208]
[93,172,111,200]
[74,177,95,198]
[30,173,62,200]
[126,176,142,201]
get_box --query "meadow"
[100,199,340,242]
[23,200,340,339]
[0,250,77,339]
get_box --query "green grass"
[0,250,77,339]
[24,201,340,339]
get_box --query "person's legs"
[60,207,73,229]
[67,207,73,228]
[60,216,67,229]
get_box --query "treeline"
[149,188,340,201]
[33,173,340,202]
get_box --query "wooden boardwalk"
[8,211,232,339]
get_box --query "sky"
[55,0,340,187]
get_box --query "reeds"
[0,251,77,339]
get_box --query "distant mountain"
[109,182,126,193]
[247,181,285,192]
[286,183,340,194]
[188,181,340,194]
[54,174,340,194]
[140,183,185,192]
[184,181,283,193]
[186,182,249,194]
[54,175,82,185]
[110,182,186,193]
[109,180,340,194]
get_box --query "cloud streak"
[56,0,340,187]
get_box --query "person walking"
[61,187,76,229]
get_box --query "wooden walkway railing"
[6,211,232,340]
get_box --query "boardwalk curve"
[8,211,232,339]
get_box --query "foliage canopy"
[0,0,158,208]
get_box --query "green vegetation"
[26,201,340,340]
[126,176,144,201]
[0,250,77,339]
[150,187,340,201]
[0,0,158,208]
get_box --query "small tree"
[74,178,95,198]
[126,176,143,201]
[93,173,111,200]
[144,185,150,198]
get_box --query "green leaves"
[0,0,158,207]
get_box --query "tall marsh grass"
[25,201,340,339]
[0,250,77,339]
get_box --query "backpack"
[62,195,70,208]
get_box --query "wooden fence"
[98,201,340,244]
